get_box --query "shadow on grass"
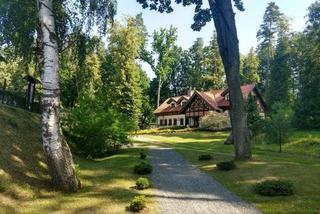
[0,105,50,192]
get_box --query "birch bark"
[157,76,162,107]
[38,0,79,191]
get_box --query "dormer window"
[170,102,176,108]
[181,101,187,106]
[225,94,230,101]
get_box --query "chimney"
[187,87,195,97]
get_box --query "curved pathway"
[148,147,262,214]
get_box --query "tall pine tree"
[256,2,284,93]
[294,1,320,129]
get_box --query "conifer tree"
[241,48,260,84]
[267,35,292,107]
[256,2,285,92]
[294,1,320,129]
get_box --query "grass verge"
[137,131,320,214]
[0,104,158,214]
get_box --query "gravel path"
[148,147,262,214]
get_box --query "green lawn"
[0,105,158,214]
[137,131,320,214]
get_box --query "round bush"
[136,177,150,190]
[128,195,146,212]
[133,162,153,175]
[139,151,147,160]
[253,180,294,196]
[198,154,213,161]
[199,111,231,131]
[216,161,236,171]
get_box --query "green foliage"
[102,17,145,129]
[128,195,147,212]
[133,162,153,175]
[256,2,288,93]
[257,2,284,48]
[266,102,293,152]
[136,0,244,31]
[165,33,224,97]
[139,150,147,160]
[0,178,10,193]
[267,35,293,107]
[78,0,117,35]
[152,26,178,81]
[216,161,237,171]
[198,154,213,161]
[134,127,195,135]
[294,2,320,129]
[241,48,260,84]
[136,177,150,190]
[253,180,294,197]
[138,70,154,129]
[199,111,231,131]
[64,93,130,158]
[247,94,264,135]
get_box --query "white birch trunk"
[38,0,79,192]
[157,76,162,108]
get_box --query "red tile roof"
[155,84,257,115]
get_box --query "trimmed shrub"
[133,162,153,175]
[198,154,213,161]
[199,111,231,131]
[128,195,146,212]
[216,161,236,171]
[139,150,147,160]
[136,177,150,190]
[253,180,294,196]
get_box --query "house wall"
[157,114,186,127]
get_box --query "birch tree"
[0,0,117,191]
[37,0,79,192]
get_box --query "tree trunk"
[38,0,79,192]
[208,0,251,160]
[157,76,162,107]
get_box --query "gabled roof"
[154,95,191,114]
[155,84,262,115]
[179,91,222,113]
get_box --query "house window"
[171,102,176,108]
[180,118,184,126]
[169,119,172,126]
[160,119,163,126]
[173,118,177,126]
[164,119,167,126]
[181,101,187,106]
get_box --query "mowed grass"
[137,131,320,214]
[0,105,158,214]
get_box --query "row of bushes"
[128,149,153,212]
[134,127,196,135]
[197,154,294,196]
[198,154,236,171]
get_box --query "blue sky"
[115,0,316,78]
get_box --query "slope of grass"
[0,105,158,214]
[137,131,320,214]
